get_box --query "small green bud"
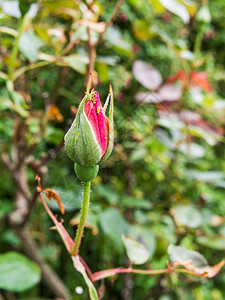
[74,163,99,182]
[196,4,211,24]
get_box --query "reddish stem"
[92,267,170,282]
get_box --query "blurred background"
[0,0,225,299]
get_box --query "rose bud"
[64,82,114,182]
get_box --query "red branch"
[92,267,170,282]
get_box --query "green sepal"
[101,85,114,164]
[103,93,110,113]
[64,95,87,164]
[75,163,99,182]
[75,104,101,166]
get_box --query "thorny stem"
[37,176,224,284]
[8,15,26,80]
[71,181,91,255]
[92,267,169,282]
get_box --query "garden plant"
[0,0,225,299]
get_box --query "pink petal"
[93,92,109,158]
[84,92,109,159]
[84,100,101,147]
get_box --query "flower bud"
[196,4,211,24]
[64,83,114,173]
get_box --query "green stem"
[194,25,204,57]
[71,181,91,256]
[13,60,54,81]
[8,16,26,80]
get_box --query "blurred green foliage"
[0,0,225,299]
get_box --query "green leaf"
[168,244,208,268]
[19,30,44,62]
[168,244,225,278]
[72,256,98,300]
[105,27,133,56]
[122,235,150,265]
[128,225,156,258]
[121,196,152,210]
[42,0,76,11]
[171,205,203,228]
[96,62,109,83]
[96,55,119,66]
[150,0,166,14]
[45,126,64,146]
[197,236,225,250]
[0,200,14,218]
[185,170,224,183]
[130,147,147,162]
[70,26,98,43]
[216,181,225,188]
[0,252,41,292]
[152,215,177,244]
[99,208,129,244]
[188,125,220,145]
[132,19,153,41]
[0,71,7,80]
[19,1,31,17]
[179,142,205,159]
[1,230,21,247]
[94,185,119,205]
[61,54,89,74]
[6,81,29,117]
